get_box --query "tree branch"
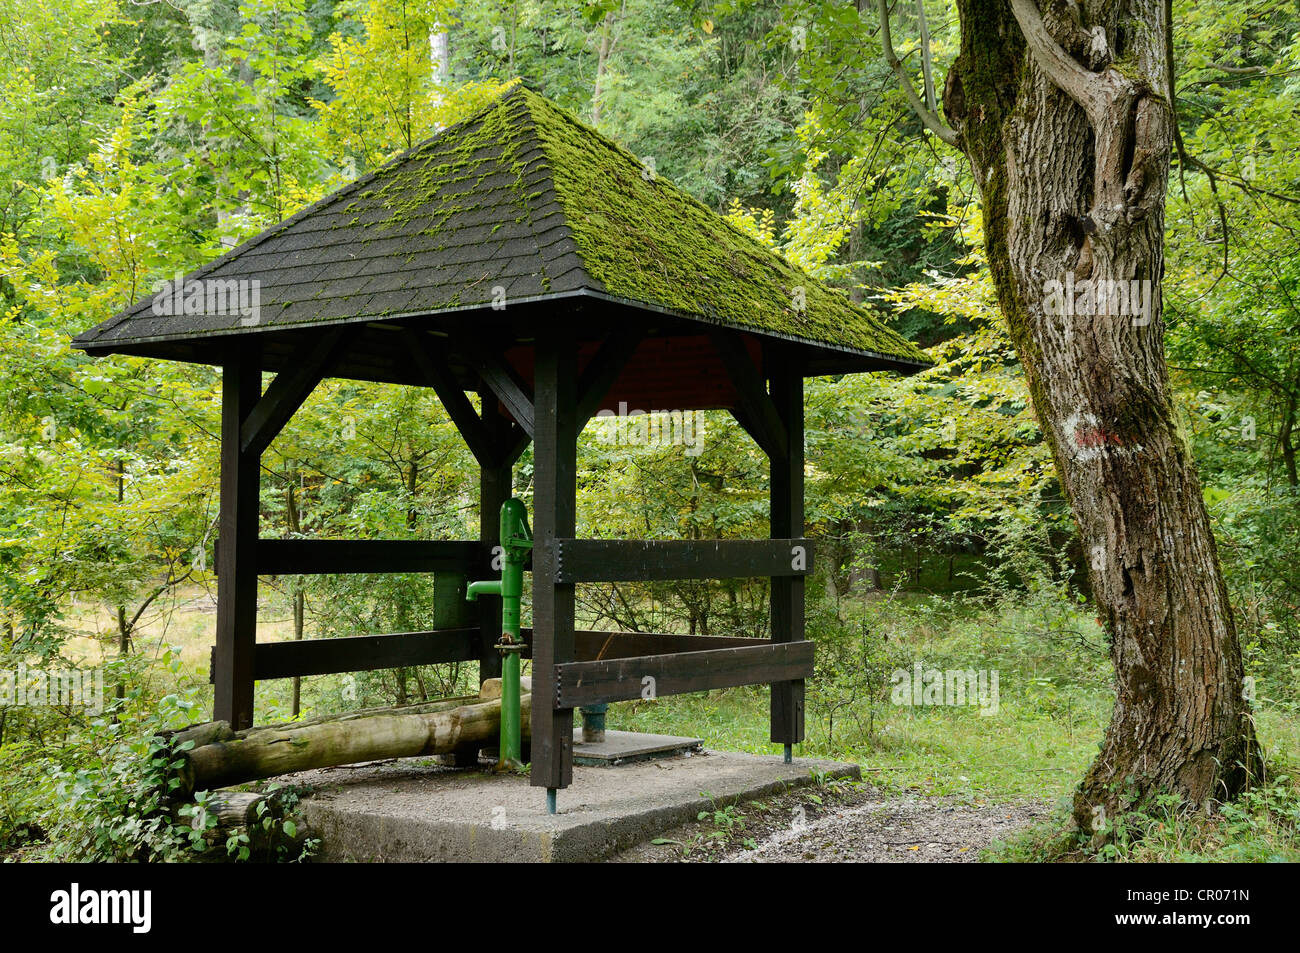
[876,0,959,147]
[914,0,938,114]
[1007,0,1107,117]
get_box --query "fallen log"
[176,689,531,795]
[163,695,480,749]
[479,675,531,700]
[172,791,316,862]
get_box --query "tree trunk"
[936,0,1257,828]
[591,7,620,126]
[1278,395,1298,488]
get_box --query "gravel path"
[723,795,1048,862]
[613,782,1050,863]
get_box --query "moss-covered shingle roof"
[74,84,927,369]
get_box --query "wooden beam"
[403,327,497,466]
[240,327,347,459]
[518,628,769,661]
[466,342,535,438]
[478,380,511,683]
[256,539,484,576]
[728,407,769,456]
[500,422,531,467]
[553,538,813,583]
[712,331,787,460]
[554,641,815,708]
[214,349,262,730]
[531,325,577,791]
[576,327,642,432]
[769,347,806,745]
[249,628,480,680]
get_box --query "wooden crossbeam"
[576,327,642,432]
[517,628,769,661]
[240,327,348,459]
[501,422,531,466]
[711,331,787,460]
[402,327,497,466]
[553,640,815,707]
[729,407,769,454]
[466,342,535,438]
[246,627,481,680]
[256,539,484,576]
[553,538,812,583]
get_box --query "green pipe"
[500,645,522,766]
[467,498,532,769]
[579,703,608,743]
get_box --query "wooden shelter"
[74,84,927,799]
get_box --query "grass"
[23,582,1300,863]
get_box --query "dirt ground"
[611,779,1051,863]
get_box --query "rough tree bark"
[882,0,1258,830]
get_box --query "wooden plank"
[573,629,769,660]
[240,327,346,459]
[432,572,473,629]
[256,539,484,575]
[251,628,480,680]
[478,381,511,683]
[517,628,769,660]
[769,346,806,745]
[531,325,577,791]
[554,641,815,708]
[553,538,813,583]
[466,342,535,438]
[403,327,497,466]
[214,350,262,730]
[712,330,787,460]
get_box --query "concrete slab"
[291,750,859,862]
[572,729,702,766]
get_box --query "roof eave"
[73,286,930,373]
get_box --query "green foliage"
[694,792,755,852]
[32,652,203,861]
[990,773,1300,863]
[1,0,1298,864]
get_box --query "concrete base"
[292,750,858,863]
[572,729,702,766]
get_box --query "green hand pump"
[466,498,531,770]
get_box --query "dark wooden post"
[768,348,805,754]
[531,325,577,804]
[477,384,511,685]
[214,348,262,730]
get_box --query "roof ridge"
[524,86,886,326]
[504,90,603,298]
[514,87,926,363]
